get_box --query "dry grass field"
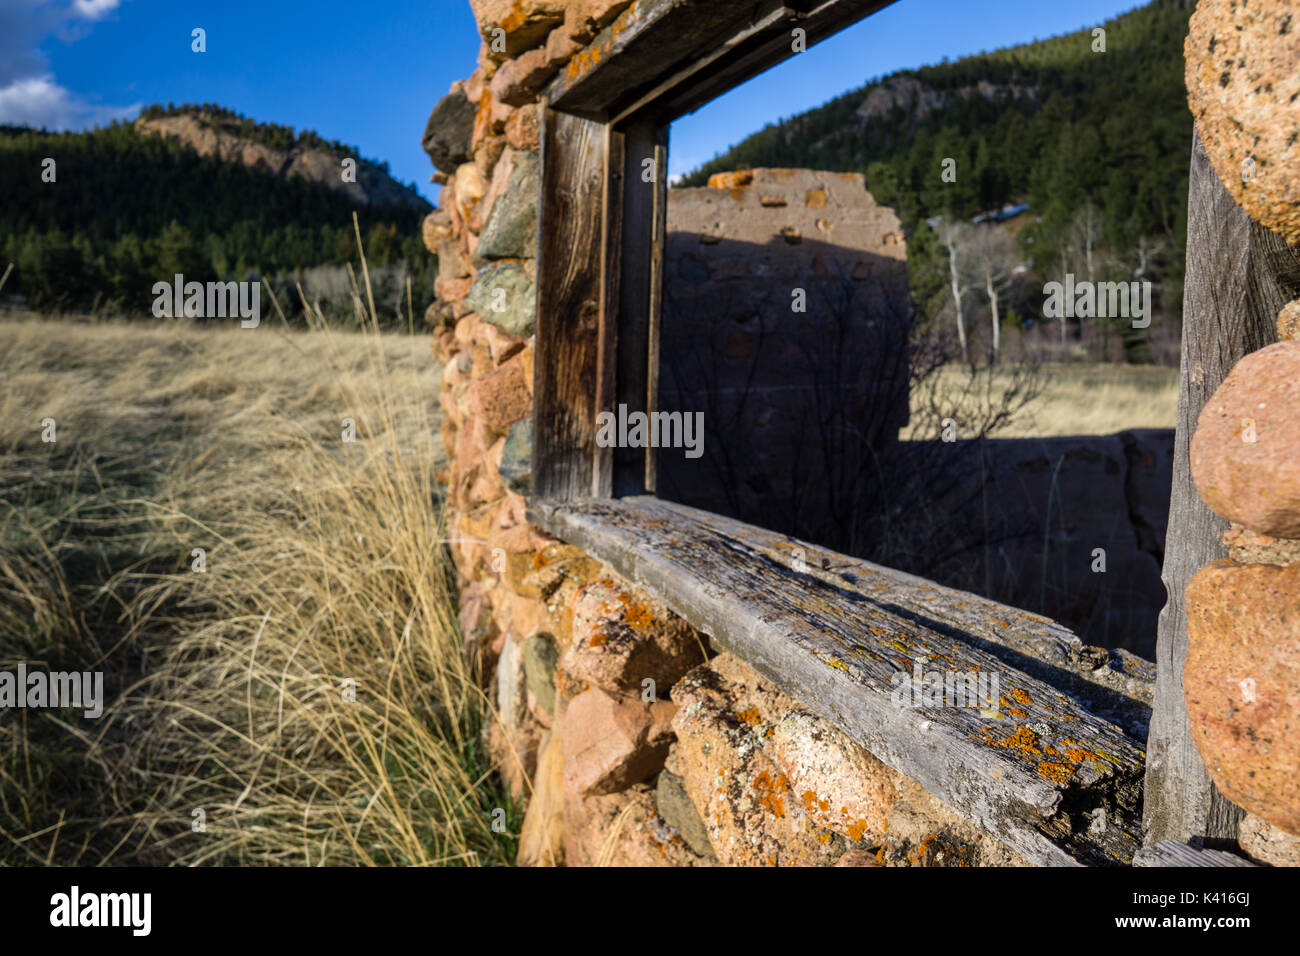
[0,314,518,866]
[904,363,1179,440]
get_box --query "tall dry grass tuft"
[0,221,516,865]
[107,400,511,865]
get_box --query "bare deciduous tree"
[938,220,971,364]
[966,227,1017,364]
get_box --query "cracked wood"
[531,495,1150,866]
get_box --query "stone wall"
[659,168,909,540]
[423,0,1031,867]
[424,0,1300,866]
[1174,0,1300,865]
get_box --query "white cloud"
[72,0,122,20]
[0,74,139,130]
[0,1,135,131]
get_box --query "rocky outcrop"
[135,113,428,211]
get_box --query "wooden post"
[533,107,614,501]
[1143,129,1300,846]
[612,117,668,497]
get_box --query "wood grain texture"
[547,0,897,123]
[1132,841,1256,868]
[1143,130,1300,847]
[612,118,659,497]
[593,123,624,498]
[533,107,611,501]
[530,495,1152,866]
[645,131,668,491]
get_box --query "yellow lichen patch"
[752,769,790,818]
[736,706,762,726]
[1037,761,1074,785]
[991,726,1041,759]
[622,600,654,631]
[806,187,828,209]
[826,658,850,672]
[1010,688,1032,706]
[1006,707,1027,718]
[588,628,608,648]
[847,818,869,841]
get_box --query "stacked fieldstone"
[423,0,1026,866]
[1182,0,1300,867]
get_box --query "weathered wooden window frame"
[527,0,1296,863]
[531,0,897,503]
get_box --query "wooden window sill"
[529,494,1153,866]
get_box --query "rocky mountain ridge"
[135,112,428,212]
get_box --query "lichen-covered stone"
[769,710,901,841]
[1191,341,1300,537]
[667,655,856,866]
[1185,0,1300,244]
[1279,299,1300,342]
[504,103,540,152]
[522,631,558,713]
[1185,560,1300,834]
[562,577,708,695]
[476,150,539,260]
[498,417,531,496]
[1238,811,1300,866]
[1223,524,1300,566]
[563,0,634,44]
[464,261,536,337]
[563,783,710,867]
[470,0,567,59]
[655,769,716,860]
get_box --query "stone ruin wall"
[420,0,1300,865]
[658,167,910,535]
[424,0,1029,867]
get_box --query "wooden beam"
[530,495,1152,866]
[533,107,613,501]
[1143,129,1300,847]
[547,0,897,123]
[1132,841,1257,868]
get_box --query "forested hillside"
[681,0,1194,363]
[0,105,435,321]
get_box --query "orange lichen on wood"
[1037,761,1074,785]
[991,726,1041,759]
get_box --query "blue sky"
[2,0,1149,202]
